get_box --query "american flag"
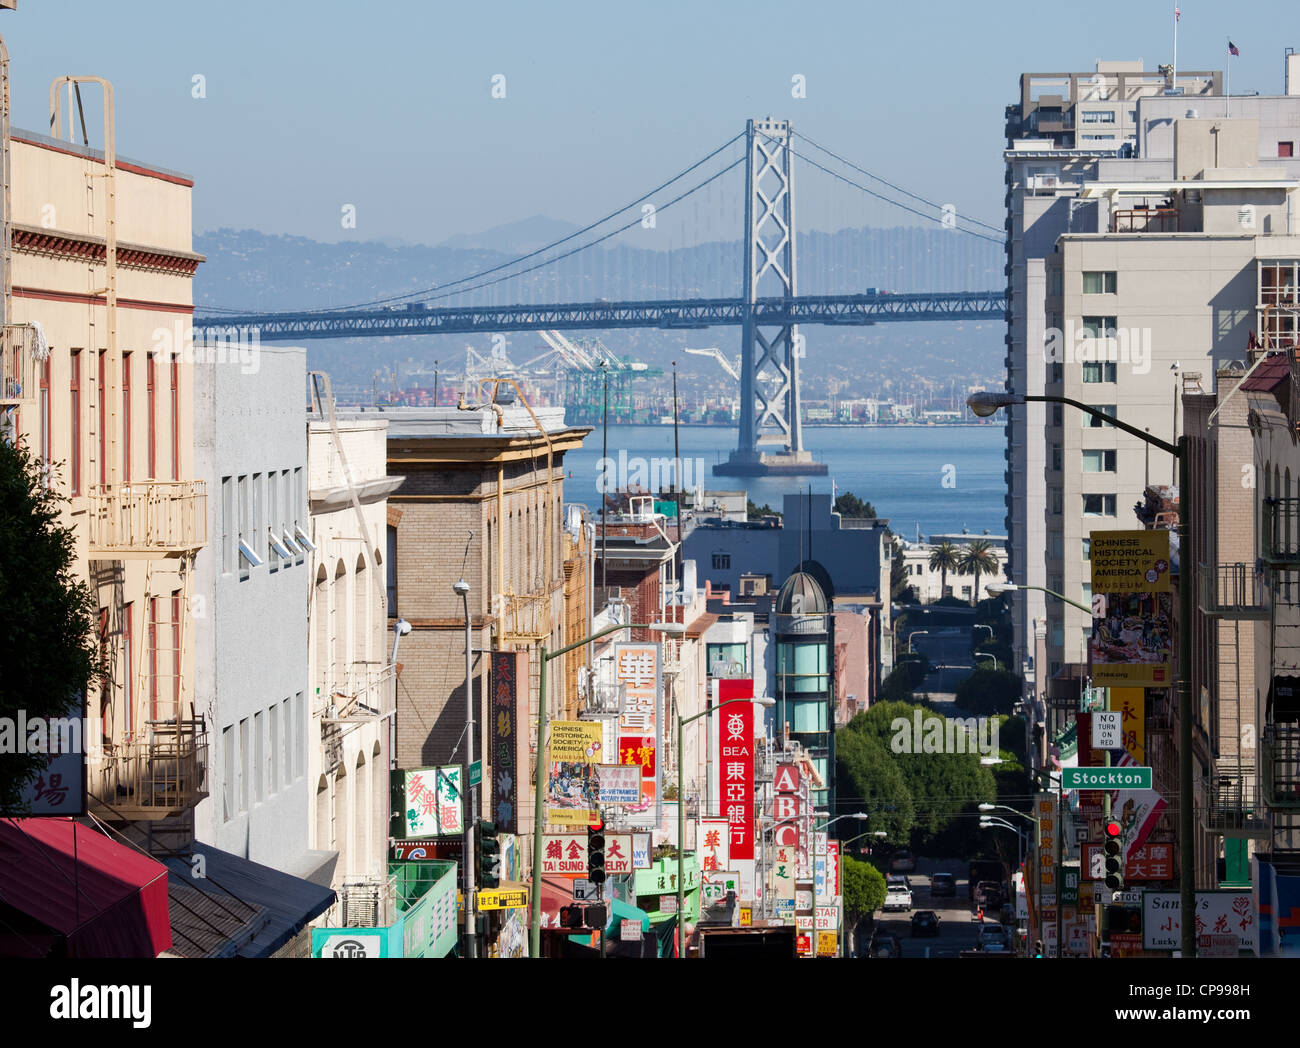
[1174,6,1180,20]
[1229,41,1240,56]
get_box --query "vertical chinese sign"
[615,642,661,823]
[491,650,527,834]
[719,679,754,861]
[402,766,463,837]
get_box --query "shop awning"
[0,818,171,958]
[162,844,335,958]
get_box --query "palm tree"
[957,540,1000,606]
[928,542,961,601]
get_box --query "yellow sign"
[816,931,837,957]
[550,721,605,763]
[1111,686,1146,763]
[739,906,752,927]
[478,888,529,911]
[1090,530,1172,593]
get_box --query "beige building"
[2,90,207,833]
[305,404,404,920]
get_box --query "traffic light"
[587,816,606,886]
[1033,939,1044,959]
[478,818,501,889]
[1103,819,1124,891]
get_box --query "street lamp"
[907,630,929,652]
[530,618,685,959]
[980,816,1029,868]
[677,695,775,958]
[969,390,1195,958]
[979,803,1031,821]
[814,812,870,832]
[973,623,994,642]
[986,581,1093,617]
[453,578,477,959]
[974,651,999,669]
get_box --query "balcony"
[1111,207,1180,233]
[1262,725,1300,810]
[1198,562,1268,619]
[90,718,209,822]
[87,481,207,558]
[1263,498,1300,565]
[497,591,551,643]
[0,327,38,407]
[1201,767,1269,838]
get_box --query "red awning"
[0,818,171,957]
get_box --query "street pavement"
[859,858,1012,958]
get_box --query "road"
[856,858,1016,958]
[909,627,975,697]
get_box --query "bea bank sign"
[773,763,802,846]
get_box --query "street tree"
[843,855,886,921]
[957,539,999,606]
[0,439,100,814]
[928,542,960,600]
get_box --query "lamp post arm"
[1024,394,1179,456]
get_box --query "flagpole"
[1227,38,1231,118]
[1172,6,1178,88]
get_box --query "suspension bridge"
[194,118,1007,477]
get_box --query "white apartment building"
[898,534,1008,604]
[1004,59,1300,680]
[305,407,403,916]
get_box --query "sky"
[2,1,1295,245]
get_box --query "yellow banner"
[1090,531,1172,593]
[548,806,599,826]
[817,932,837,957]
[478,888,529,911]
[1111,686,1146,763]
[550,721,606,763]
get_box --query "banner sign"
[605,834,634,875]
[718,680,755,860]
[478,888,529,911]
[827,841,841,899]
[490,651,526,834]
[632,832,652,869]
[598,763,641,805]
[699,817,731,874]
[1089,530,1173,686]
[550,721,604,763]
[400,766,463,837]
[1143,891,1257,953]
[541,833,588,875]
[1084,841,1174,882]
[547,758,600,826]
[615,643,662,818]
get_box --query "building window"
[1081,315,1117,338]
[1051,623,1064,647]
[712,553,731,570]
[70,351,82,495]
[1051,444,1062,471]
[706,643,748,676]
[148,596,158,722]
[239,718,250,812]
[1083,271,1118,294]
[1049,576,1063,595]
[147,353,157,478]
[1052,405,1064,428]
[221,476,233,574]
[39,357,51,475]
[1081,110,1116,124]
[1047,362,1064,384]
[1083,494,1117,516]
[1082,362,1118,383]
[1081,582,1093,606]
[253,710,264,804]
[170,592,182,716]
[1280,142,1295,158]
[1050,533,1064,559]
[97,350,107,486]
[268,703,279,796]
[121,352,132,484]
[1083,404,1118,428]
[386,524,398,613]
[170,359,180,481]
[1082,449,1117,472]
[222,725,235,822]
[1050,488,1063,515]
[1083,538,1091,562]
[1048,269,1064,295]
[294,692,305,779]
[123,602,133,737]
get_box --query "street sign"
[478,888,528,910]
[620,919,642,942]
[1062,766,1152,790]
[1112,889,1142,905]
[469,760,482,788]
[1093,711,1121,749]
[573,878,594,901]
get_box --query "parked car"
[868,931,903,958]
[890,849,917,873]
[930,872,956,897]
[911,910,941,937]
[884,877,913,913]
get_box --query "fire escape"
[1261,494,1300,858]
[51,78,209,831]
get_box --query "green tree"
[834,728,915,843]
[746,498,781,520]
[954,667,1024,717]
[928,542,960,600]
[833,491,877,519]
[843,855,887,921]
[957,539,1000,606]
[0,439,100,814]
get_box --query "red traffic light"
[1104,821,1122,839]
[589,814,604,832]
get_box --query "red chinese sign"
[1082,841,1174,882]
[719,679,754,860]
[615,643,661,813]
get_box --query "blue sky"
[2,1,1293,244]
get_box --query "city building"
[305,398,404,922]
[898,533,1009,604]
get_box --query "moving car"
[890,849,917,873]
[868,931,903,958]
[974,880,1005,911]
[884,877,913,913]
[910,910,941,937]
[930,872,956,897]
[976,923,1010,953]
